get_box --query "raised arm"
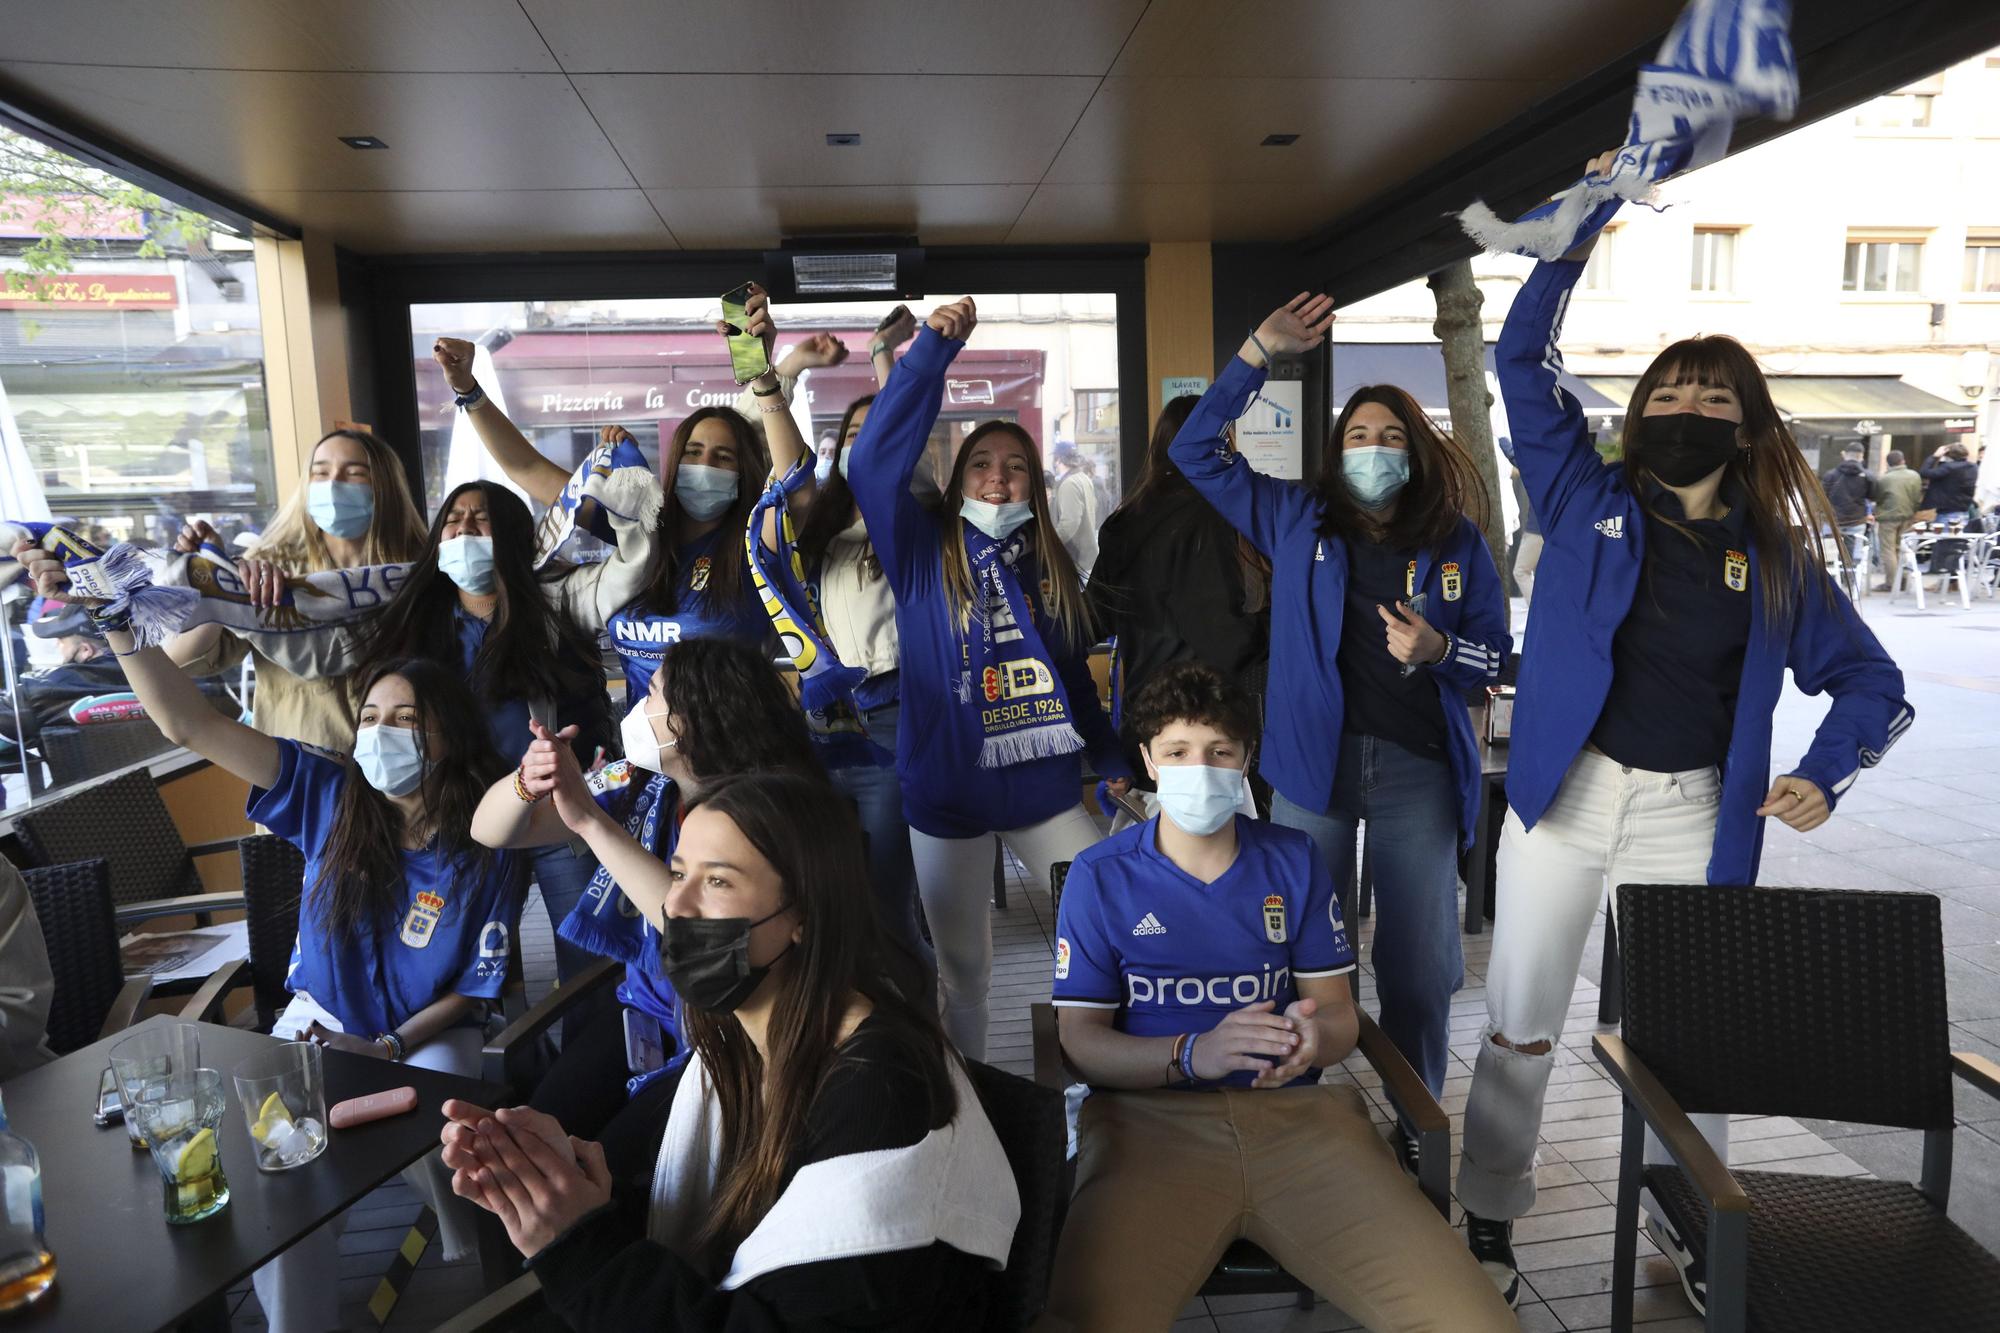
[433,337,570,507]
[754,325,851,551]
[846,300,976,589]
[868,304,918,391]
[517,720,673,927]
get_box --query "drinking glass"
[107,1024,202,1150]
[127,1069,230,1224]
[231,1042,329,1172]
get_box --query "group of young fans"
[17,164,1912,1331]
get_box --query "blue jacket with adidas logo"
[1498,258,1912,885]
[1169,356,1510,849]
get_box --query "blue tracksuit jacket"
[1169,355,1512,849]
[1498,258,1913,884]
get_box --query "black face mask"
[660,907,793,1014]
[1636,411,1741,487]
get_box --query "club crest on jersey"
[400,890,445,948]
[689,556,712,592]
[1441,561,1462,602]
[1404,560,1417,598]
[1724,549,1748,592]
[1055,937,1071,980]
[1262,893,1287,944]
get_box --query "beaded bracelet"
[512,767,542,803]
[375,1031,405,1061]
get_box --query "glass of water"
[107,1024,202,1150]
[231,1042,329,1172]
[128,1069,231,1224]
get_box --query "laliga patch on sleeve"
[586,759,636,796]
[1054,938,1071,981]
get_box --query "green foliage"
[0,126,206,299]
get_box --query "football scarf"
[1458,0,1797,258]
[745,464,881,771]
[558,760,678,972]
[532,435,655,570]
[956,525,1082,769]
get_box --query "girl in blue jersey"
[847,297,1132,1059]
[18,541,524,1333]
[1167,295,1511,1151]
[1456,161,1912,1311]
[471,636,819,1171]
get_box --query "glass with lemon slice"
[232,1043,328,1172]
[127,1070,230,1224]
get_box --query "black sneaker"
[1389,1123,1420,1180]
[1645,1210,1708,1315]
[1464,1213,1521,1309]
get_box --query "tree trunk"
[1428,260,1511,604]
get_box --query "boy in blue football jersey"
[1042,664,1512,1332]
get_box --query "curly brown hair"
[1122,661,1258,751]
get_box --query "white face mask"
[1151,761,1246,837]
[620,698,675,774]
[959,496,1034,540]
[675,463,740,521]
[437,534,496,593]
[352,723,427,797]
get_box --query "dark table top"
[0,1015,504,1332]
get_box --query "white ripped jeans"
[1458,750,1731,1221]
[910,803,1103,1060]
[253,993,486,1333]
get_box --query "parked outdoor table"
[0,1014,504,1332]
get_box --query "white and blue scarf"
[532,435,655,570]
[1459,0,1797,259]
[745,464,882,772]
[954,526,1083,769]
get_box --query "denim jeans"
[532,840,599,986]
[1271,733,1464,1102]
[830,698,925,962]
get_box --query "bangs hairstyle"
[639,406,771,616]
[312,657,519,940]
[251,429,428,572]
[1124,661,1258,753]
[793,393,877,577]
[681,772,955,1252]
[1622,335,1842,625]
[938,420,1094,649]
[1316,385,1487,550]
[652,636,820,783]
[351,481,603,713]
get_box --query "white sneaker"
[1644,1210,1708,1315]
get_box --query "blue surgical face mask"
[1151,760,1245,837]
[307,480,374,539]
[352,723,427,797]
[959,496,1034,541]
[836,446,855,480]
[813,454,834,484]
[437,534,496,594]
[676,463,740,521]
[1343,446,1410,509]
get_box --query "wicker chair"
[20,858,149,1052]
[14,767,243,927]
[1032,860,1452,1313]
[1594,883,2000,1333]
[38,717,176,788]
[238,834,307,1031]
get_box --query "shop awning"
[1334,343,1621,419]
[1582,375,1969,428]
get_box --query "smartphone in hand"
[719,283,771,384]
[874,304,911,335]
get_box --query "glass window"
[1965,241,2000,293]
[409,291,1122,512]
[1581,229,1615,291]
[1690,228,1737,293]
[1843,238,1923,293]
[0,126,268,806]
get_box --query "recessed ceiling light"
[339,135,389,150]
[825,132,861,147]
[1261,133,1299,147]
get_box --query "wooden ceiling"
[0,0,1691,254]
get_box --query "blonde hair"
[939,421,1094,649]
[252,429,428,572]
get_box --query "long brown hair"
[1314,385,1488,550]
[311,657,518,940]
[252,429,427,572]
[1105,394,1269,613]
[1621,336,1840,625]
[637,406,771,615]
[681,773,954,1252]
[939,420,1094,648]
[793,394,877,579]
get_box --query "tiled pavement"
[237,584,2000,1328]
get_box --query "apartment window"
[1965,240,2000,293]
[1854,93,1934,128]
[1073,389,1120,443]
[1844,237,1923,293]
[1690,228,1738,293]
[1581,229,1615,291]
